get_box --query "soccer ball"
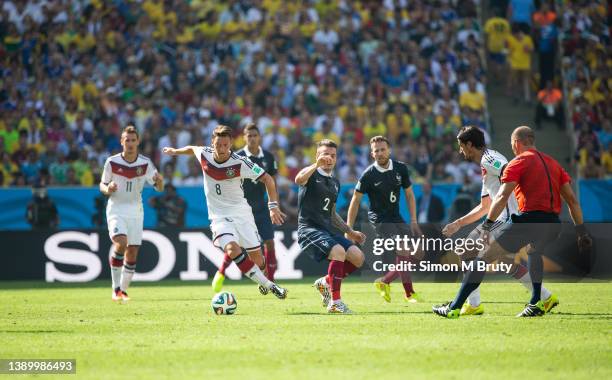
[211,291,237,315]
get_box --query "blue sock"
[450,260,486,310]
[528,254,543,304]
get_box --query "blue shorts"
[297,225,354,262]
[253,209,274,242]
[489,52,506,64]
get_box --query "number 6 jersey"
[101,154,159,217]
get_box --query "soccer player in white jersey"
[100,126,164,302]
[441,126,558,315]
[162,125,288,299]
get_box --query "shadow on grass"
[286,311,432,316]
[552,312,612,318]
[0,330,73,334]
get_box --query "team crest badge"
[396,174,401,184]
[226,168,236,178]
[136,167,143,176]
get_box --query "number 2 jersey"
[355,159,412,224]
[192,146,265,220]
[481,149,519,221]
[297,168,340,232]
[101,153,159,218]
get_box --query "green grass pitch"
[1,280,611,379]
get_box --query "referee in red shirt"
[434,126,592,318]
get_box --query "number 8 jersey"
[101,154,159,217]
[192,146,265,220]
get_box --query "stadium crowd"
[558,0,611,179]
[0,0,488,196]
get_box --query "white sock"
[467,287,481,306]
[244,265,273,289]
[111,266,122,290]
[110,253,124,290]
[516,272,552,299]
[120,262,136,292]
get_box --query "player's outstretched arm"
[162,146,196,156]
[260,173,287,225]
[442,195,491,237]
[346,191,363,229]
[294,155,332,185]
[294,164,318,186]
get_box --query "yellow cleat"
[542,293,559,313]
[212,271,225,293]
[405,292,423,303]
[374,277,391,302]
[460,303,485,316]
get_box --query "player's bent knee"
[328,245,346,262]
[346,246,365,267]
[247,249,264,268]
[224,242,242,258]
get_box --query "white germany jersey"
[192,146,265,220]
[480,149,519,221]
[101,153,158,217]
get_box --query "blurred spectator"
[148,184,186,227]
[533,2,558,88]
[506,25,534,103]
[507,0,535,32]
[417,181,445,223]
[26,184,59,230]
[484,9,510,82]
[535,80,564,129]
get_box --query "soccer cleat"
[119,289,130,303]
[405,292,423,304]
[314,276,331,307]
[112,287,122,302]
[258,285,269,295]
[269,283,288,299]
[542,294,559,313]
[212,271,225,293]
[327,300,353,314]
[460,302,485,316]
[516,301,545,317]
[432,302,460,319]
[374,277,391,303]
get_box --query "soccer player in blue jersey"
[295,139,366,314]
[346,136,423,303]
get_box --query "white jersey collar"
[374,159,393,173]
[245,146,264,158]
[317,167,333,177]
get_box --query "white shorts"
[211,215,261,251]
[107,214,144,246]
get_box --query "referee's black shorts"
[496,211,562,254]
